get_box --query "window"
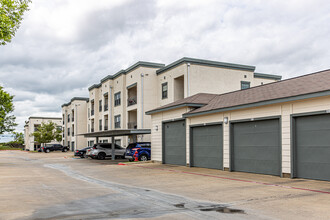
[241,81,250,90]
[162,82,168,99]
[99,100,102,112]
[99,119,102,131]
[67,114,70,122]
[114,92,121,106]
[114,115,121,128]
[67,128,70,136]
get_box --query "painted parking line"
[118,163,330,195]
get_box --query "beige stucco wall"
[156,63,278,108]
[151,95,330,175]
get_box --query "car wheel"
[45,149,50,153]
[63,148,68,152]
[139,155,148,161]
[97,153,106,160]
[128,159,134,162]
[121,154,126,159]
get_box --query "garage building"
[147,69,330,181]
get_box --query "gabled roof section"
[61,97,89,108]
[254,72,282,80]
[88,83,102,91]
[156,57,256,75]
[184,69,330,117]
[145,93,218,115]
[99,62,165,83]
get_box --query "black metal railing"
[127,96,137,106]
[104,126,108,131]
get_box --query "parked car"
[87,143,126,160]
[74,147,91,158]
[42,144,69,153]
[125,142,151,161]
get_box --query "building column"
[111,136,115,160]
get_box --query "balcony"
[115,122,120,128]
[127,122,137,129]
[104,104,108,111]
[104,126,108,131]
[91,109,94,116]
[127,96,137,106]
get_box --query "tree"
[31,121,62,146]
[0,86,17,134]
[0,0,31,45]
[12,131,23,144]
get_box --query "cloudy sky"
[0,0,329,140]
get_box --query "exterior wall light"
[224,117,229,124]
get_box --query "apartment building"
[61,97,89,151]
[24,116,62,151]
[78,57,280,148]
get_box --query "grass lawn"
[0,145,23,151]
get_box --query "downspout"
[109,86,113,130]
[141,73,144,129]
[141,73,144,141]
[187,63,190,97]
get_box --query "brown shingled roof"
[185,69,330,116]
[146,93,218,115]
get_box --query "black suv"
[42,144,69,153]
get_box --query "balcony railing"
[104,104,108,111]
[104,126,108,131]
[91,128,94,133]
[91,109,94,116]
[127,122,137,129]
[127,96,137,106]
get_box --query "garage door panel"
[234,146,280,160]
[191,125,223,170]
[295,114,330,181]
[164,120,186,166]
[232,119,281,176]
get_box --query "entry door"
[231,119,281,176]
[163,120,186,166]
[191,124,223,169]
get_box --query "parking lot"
[0,150,329,220]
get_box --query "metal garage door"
[191,124,223,169]
[163,120,186,166]
[294,114,330,181]
[231,119,281,176]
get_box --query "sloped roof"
[145,93,218,115]
[183,69,330,117]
